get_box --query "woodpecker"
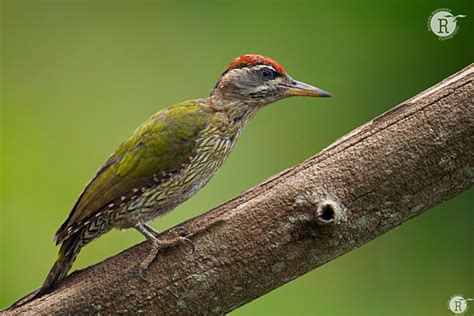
[13,54,331,306]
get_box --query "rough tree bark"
[3,64,473,315]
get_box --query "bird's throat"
[210,96,260,127]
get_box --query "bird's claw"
[180,236,196,254]
[138,265,148,281]
[173,226,196,255]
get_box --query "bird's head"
[211,54,331,107]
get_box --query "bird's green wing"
[55,100,213,243]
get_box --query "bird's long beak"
[281,80,332,97]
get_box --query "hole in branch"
[316,200,340,225]
[321,205,335,221]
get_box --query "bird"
[12,54,331,307]
[450,14,467,22]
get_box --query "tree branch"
[4,64,473,315]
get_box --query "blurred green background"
[1,0,473,314]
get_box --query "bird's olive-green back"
[55,100,213,243]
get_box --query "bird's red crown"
[226,54,286,75]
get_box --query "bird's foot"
[136,224,195,280]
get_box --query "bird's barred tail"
[39,233,82,294]
[8,231,83,309]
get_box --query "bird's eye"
[259,68,276,80]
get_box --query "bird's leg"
[141,223,160,237]
[135,224,195,280]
